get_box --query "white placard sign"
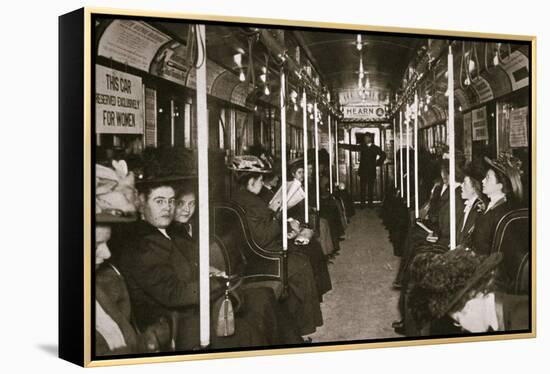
[343,105,386,121]
[509,106,528,148]
[96,65,144,134]
[471,106,488,141]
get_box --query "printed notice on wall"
[509,106,528,148]
[144,88,157,147]
[471,107,489,141]
[463,111,472,161]
[96,65,144,134]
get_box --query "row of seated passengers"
[94,156,347,356]
[390,154,528,335]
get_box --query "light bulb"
[294,104,298,112]
[424,105,428,112]
[233,53,243,66]
[239,70,246,82]
[260,73,266,83]
[468,60,476,73]
[464,77,471,86]
[426,96,431,104]
[493,52,499,66]
[264,85,270,96]
[459,106,462,112]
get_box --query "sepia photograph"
[60,7,534,366]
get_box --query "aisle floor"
[309,206,401,342]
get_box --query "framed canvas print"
[59,7,536,367]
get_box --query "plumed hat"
[96,160,138,223]
[484,152,523,201]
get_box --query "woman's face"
[292,167,304,183]
[95,226,112,268]
[247,175,264,195]
[450,293,492,333]
[482,169,502,197]
[175,192,196,224]
[461,176,477,200]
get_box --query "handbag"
[213,276,243,337]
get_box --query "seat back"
[213,201,286,286]
[491,208,530,295]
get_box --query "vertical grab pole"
[414,91,419,218]
[302,90,309,225]
[195,24,210,348]
[399,110,404,199]
[393,115,397,189]
[406,105,411,208]
[328,110,333,194]
[314,102,320,211]
[448,45,457,250]
[280,70,288,250]
[335,118,340,186]
[280,69,289,298]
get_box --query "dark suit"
[470,198,512,255]
[342,142,386,205]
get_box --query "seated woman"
[457,168,486,245]
[95,161,169,355]
[464,154,523,255]
[408,249,528,334]
[169,182,303,345]
[229,155,328,336]
[258,171,280,204]
[117,176,271,351]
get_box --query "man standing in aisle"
[341,132,386,208]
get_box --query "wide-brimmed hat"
[288,157,304,174]
[227,155,272,173]
[484,153,523,201]
[409,249,502,320]
[442,252,502,315]
[96,160,138,223]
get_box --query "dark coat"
[117,220,208,330]
[232,188,282,250]
[342,142,386,177]
[95,263,140,356]
[470,198,512,255]
[456,198,484,246]
[232,188,325,334]
[258,185,275,205]
[117,220,272,349]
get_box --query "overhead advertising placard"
[509,106,528,148]
[471,106,488,141]
[96,65,144,134]
[343,105,386,121]
[98,20,171,72]
[150,42,191,85]
[501,50,529,91]
[338,88,389,105]
[471,76,494,104]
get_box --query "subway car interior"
[93,17,532,357]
